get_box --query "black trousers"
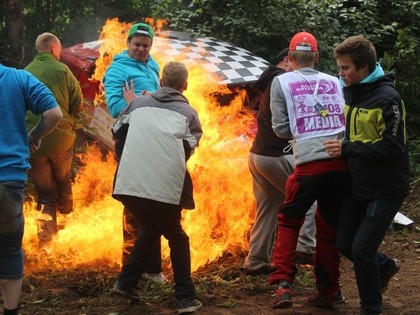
[117,196,195,299]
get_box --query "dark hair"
[334,35,377,73]
[273,48,289,65]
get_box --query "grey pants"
[245,152,316,270]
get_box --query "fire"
[23,18,257,273]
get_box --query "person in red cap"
[245,47,317,276]
[268,31,351,309]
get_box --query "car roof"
[61,31,270,87]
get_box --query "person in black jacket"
[325,35,410,315]
[245,48,317,276]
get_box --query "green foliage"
[1,0,418,148]
[409,139,420,186]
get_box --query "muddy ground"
[8,183,420,315]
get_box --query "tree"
[2,0,23,67]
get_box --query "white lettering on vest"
[303,115,343,131]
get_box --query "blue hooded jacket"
[103,50,160,118]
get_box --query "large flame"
[23,18,256,273]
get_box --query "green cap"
[128,23,154,40]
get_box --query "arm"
[343,94,407,161]
[67,68,83,115]
[270,77,292,138]
[28,106,62,152]
[103,66,128,118]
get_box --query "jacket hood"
[252,65,285,93]
[152,87,189,104]
[340,62,385,87]
[344,73,397,104]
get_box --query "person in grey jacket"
[111,61,203,314]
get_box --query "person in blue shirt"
[0,63,62,315]
[103,22,165,284]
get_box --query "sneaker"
[142,272,169,284]
[271,283,293,309]
[177,297,202,313]
[380,258,400,293]
[307,291,345,308]
[112,280,140,301]
[245,264,277,276]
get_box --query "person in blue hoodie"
[325,35,410,315]
[0,63,62,315]
[103,22,165,284]
[103,22,160,118]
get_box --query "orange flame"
[23,18,256,273]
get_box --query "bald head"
[35,32,62,58]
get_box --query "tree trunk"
[3,0,23,67]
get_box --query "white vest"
[277,70,345,141]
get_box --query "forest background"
[1,2,420,314]
[1,0,419,181]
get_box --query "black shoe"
[295,251,314,265]
[112,280,140,301]
[177,297,202,313]
[245,264,277,276]
[380,258,400,293]
[307,290,345,308]
[360,308,382,314]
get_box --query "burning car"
[60,20,270,150]
[20,19,269,272]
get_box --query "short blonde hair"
[162,61,188,91]
[35,32,60,52]
[288,50,317,67]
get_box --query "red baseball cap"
[289,32,318,52]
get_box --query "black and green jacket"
[341,74,410,199]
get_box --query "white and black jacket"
[112,87,203,209]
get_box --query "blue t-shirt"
[0,64,58,181]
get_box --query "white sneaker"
[142,272,169,284]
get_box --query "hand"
[123,80,137,105]
[324,139,343,157]
[28,133,41,152]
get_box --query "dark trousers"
[122,206,162,272]
[337,192,405,313]
[118,196,195,299]
[269,159,350,296]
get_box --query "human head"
[126,23,154,62]
[161,61,188,92]
[334,35,377,86]
[274,48,291,71]
[35,32,61,59]
[288,31,319,69]
[128,23,154,40]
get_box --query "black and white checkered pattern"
[152,36,270,86]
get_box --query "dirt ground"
[9,183,420,315]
